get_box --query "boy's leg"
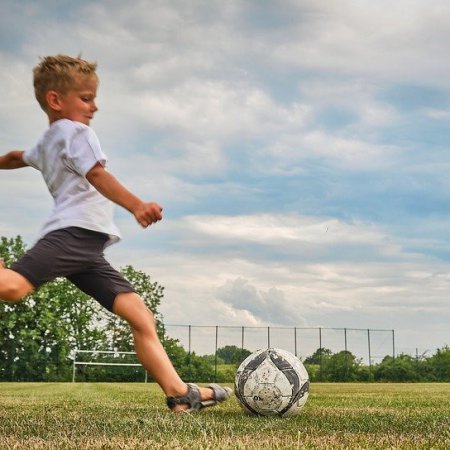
[112,292,216,410]
[0,262,34,302]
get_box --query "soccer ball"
[234,348,309,416]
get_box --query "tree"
[0,236,31,380]
[41,278,108,381]
[216,345,251,365]
[1,236,108,380]
[322,350,361,382]
[374,354,418,382]
[303,348,333,381]
[303,347,333,365]
[428,346,450,381]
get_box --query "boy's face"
[57,76,98,126]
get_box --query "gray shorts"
[11,227,135,312]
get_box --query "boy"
[0,55,231,412]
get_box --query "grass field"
[0,383,449,449]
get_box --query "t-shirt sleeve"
[22,142,41,170]
[66,125,107,177]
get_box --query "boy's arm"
[0,151,28,169]
[86,162,162,228]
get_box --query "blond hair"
[33,55,98,111]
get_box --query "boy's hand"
[134,202,163,228]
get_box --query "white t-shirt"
[23,119,121,246]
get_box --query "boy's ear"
[46,90,63,111]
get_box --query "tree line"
[1,235,449,383]
[301,346,450,382]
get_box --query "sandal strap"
[200,383,233,408]
[166,383,202,411]
[166,383,232,412]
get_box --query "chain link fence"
[69,327,445,382]
[163,324,396,366]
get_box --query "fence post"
[188,325,192,381]
[241,326,245,350]
[344,328,348,352]
[367,329,372,369]
[344,328,348,380]
[319,327,323,381]
[214,326,219,382]
[392,329,395,360]
[294,327,298,357]
[267,326,271,348]
[188,325,192,354]
[391,329,396,373]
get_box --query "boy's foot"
[166,383,232,413]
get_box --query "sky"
[1,0,450,359]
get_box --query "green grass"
[0,383,449,449]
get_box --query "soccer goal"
[72,349,147,382]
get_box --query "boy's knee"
[0,269,33,302]
[0,284,24,302]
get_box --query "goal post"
[72,349,147,382]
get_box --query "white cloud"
[215,278,306,326]
[298,78,399,129]
[425,108,450,120]
[272,0,450,86]
[170,214,400,259]
[258,131,402,175]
